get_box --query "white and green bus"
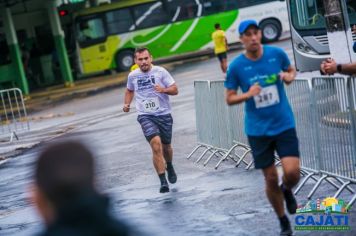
[287,0,356,72]
[73,0,290,74]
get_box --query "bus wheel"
[260,19,281,43]
[115,51,134,72]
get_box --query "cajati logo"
[295,197,351,231]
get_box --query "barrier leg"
[299,169,308,177]
[203,150,220,166]
[274,155,281,166]
[245,159,254,170]
[9,131,18,142]
[346,193,356,210]
[195,148,212,163]
[235,149,252,168]
[228,153,239,163]
[307,175,328,199]
[215,143,239,169]
[294,171,317,195]
[327,177,354,194]
[187,145,204,159]
[333,181,352,198]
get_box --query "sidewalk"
[25,71,128,113]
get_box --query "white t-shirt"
[127,66,175,115]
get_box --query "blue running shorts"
[247,128,300,169]
[137,114,173,144]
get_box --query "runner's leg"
[262,164,292,235]
[221,58,227,73]
[262,164,285,218]
[162,144,172,163]
[150,136,166,175]
[163,143,177,183]
[281,157,300,189]
[275,128,300,214]
[280,157,300,214]
[150,136,169,192]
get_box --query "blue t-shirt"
[224,45,295,136]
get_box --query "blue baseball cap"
[238,19,259,35]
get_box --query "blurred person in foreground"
[31,141,133,236]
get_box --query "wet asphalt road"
[1,40,356,236]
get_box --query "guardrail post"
[346,77,356,170]
[310,78,323,172]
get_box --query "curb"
[25,78,127,114]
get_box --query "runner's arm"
[280,65,296,85]
[155,83,178,95]
[225,37,228,51]
[225,85,261,105]
[336,62,356,75]
[123,88,134,112]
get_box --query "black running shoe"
[280,224,293,236]
[280,216,293,236]
[281,184,297,214]
[160,182,170,193]
[167,166,177,184]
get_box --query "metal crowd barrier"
[0,88,30,142]
[189,77,356,208]
[286,77,356,209]
[188,80,261,170]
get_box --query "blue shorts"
[247,128,300,169]
[137,114,173,144]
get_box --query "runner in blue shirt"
[224,20,300,236]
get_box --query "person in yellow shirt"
[212,23,228,73]
[131,62,155,72]
[130,63,139,72]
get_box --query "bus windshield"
[290,0,356,30]
[77,16,106,43]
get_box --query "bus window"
[291,0,355,30]
[106,8,134,35]
[77,17,105,43]
[165,0,199,22]
[347,0,356,25]
[202,0,238,15]
[237,0,279,8]
[290,0,326,30]
[133,2,170,29]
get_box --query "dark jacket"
[38,193,132,236]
